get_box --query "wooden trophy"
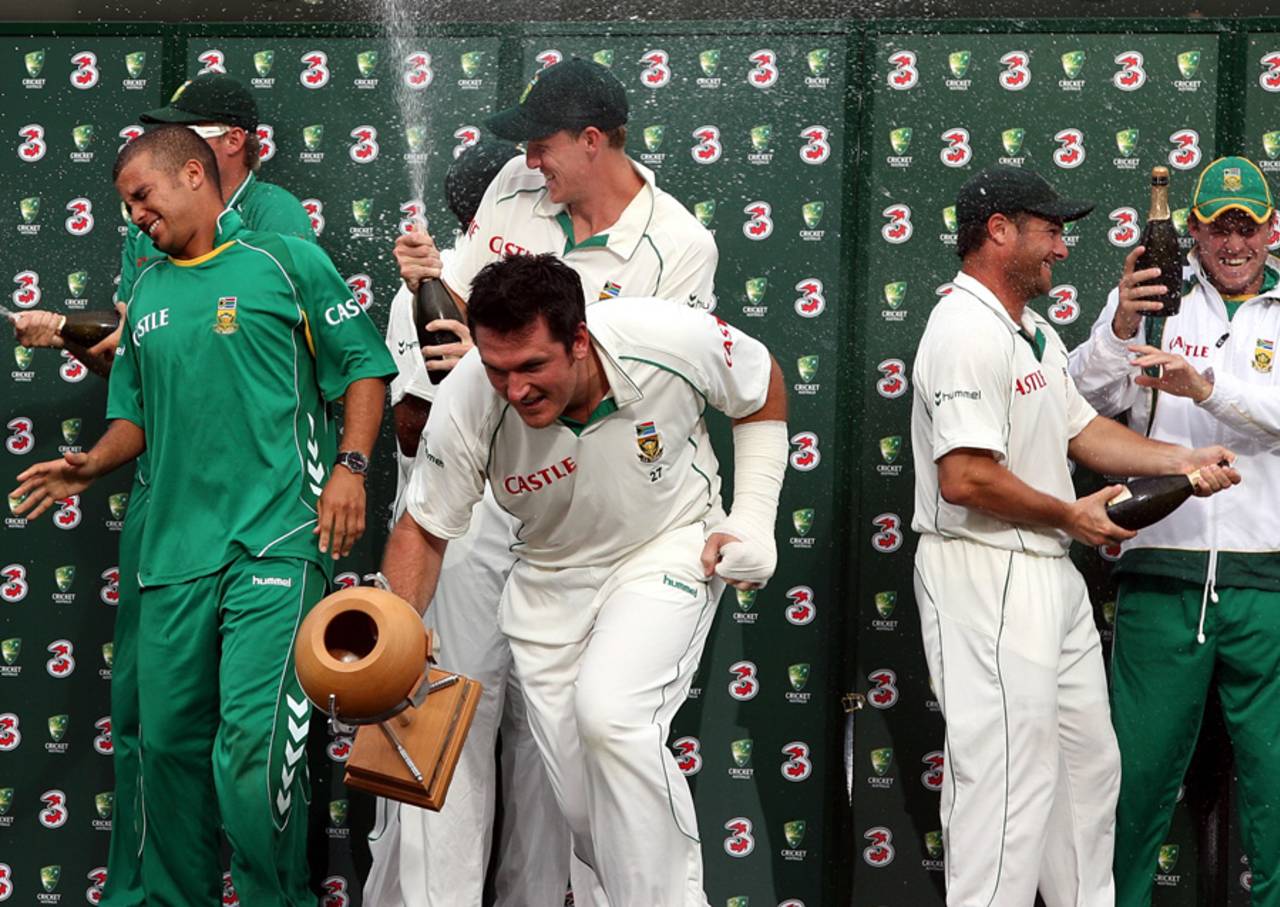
[295,585,482,810]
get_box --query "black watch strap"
[334,450,369,476]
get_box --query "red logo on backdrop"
[671,736,702,775]
[0,713,21,751]
[862,826,896,866]
[920,751,945,790]
[785,585,816,625]
[867,668,900,708]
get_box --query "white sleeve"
[1067,286,1146,417]
[670,304,772,418]
[385,283,436,407]
[917,318,1012,462]
[403,353,489,539]
[1200,372,1280,443]
[657,229,718,312]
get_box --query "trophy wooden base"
[343,667,482,811]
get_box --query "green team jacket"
[107,208,395,587]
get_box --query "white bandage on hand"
[708,420,788,586]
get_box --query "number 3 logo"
[640,49,671,88]
[998,51,1030,90]
[862,826,896,867]
[939,128,972,168]
[887,51,918,90]
[871,513,904,553]
[17,124,46,162]
[789,432,821,471]
[747,49,779,89]
[1113,51,1146,91]
[671,736,702,775]
[690,126,722,164]
[1053,128,1086,169]
[5,417,34,455]
[799,125,831,165]
[1168,130,1202,171]
[300,50,331,89]
[723,817,756,857]
[881,204,913,244]
[70,51,100,89]
[780,741,812,781]
[742,201,774,241]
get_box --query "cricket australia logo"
[635,421,663,463]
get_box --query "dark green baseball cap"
[956,165,1095,228]
[139,74,258,131]
[487,58,628,141]
[1191,156,1274,223]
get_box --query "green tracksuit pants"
[99,480,146,907]
[136,553,325,907]
[1111,576,1280,906]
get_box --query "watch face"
[339,452,368,474]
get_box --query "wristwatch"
[334,450,369,477]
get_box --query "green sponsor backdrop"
[0,17,1276,907]
[0,31,165,905]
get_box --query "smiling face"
[475,316,592,428]
[523,129,594,206]
[1006,213,1068,299]
[1190,209,1272,297]
[115,149,208,257]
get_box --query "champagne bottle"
[1106,470,1205,530]
[413,279,463,386]
[57,310,121,347]
[1134,166,1184,318]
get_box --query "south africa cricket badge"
[635,420,664,464]
[214,296,239,335]
[1253,338,1274,373]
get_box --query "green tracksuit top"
[106,208,395,587]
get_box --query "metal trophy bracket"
[295,584,481,810]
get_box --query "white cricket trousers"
[913,535,1120,907]
[365,488,571,907]
[503,522,719,907]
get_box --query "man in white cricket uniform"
[371,59,719,907]
[911,166,1238,907]
[383,253,787,907]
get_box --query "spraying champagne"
[413,279,463,386]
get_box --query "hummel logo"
[251,576,292,588]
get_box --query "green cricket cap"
[1191,156,1274,224]
[487,58,627,141]
[957,165,1095,228]
[140,74,258,131]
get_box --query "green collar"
[555,211,609,255]
[559,395,617,436]
[1018,326,1046,362]
[1263,265,1280,294]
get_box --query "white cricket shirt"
[404,297,771,569]
[441,156,718,311]
[911,271,1097,556]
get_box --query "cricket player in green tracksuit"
[104,169,315,907]
[12,127,393,906]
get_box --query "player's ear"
[184,158,204,191]
[571,321,590,361]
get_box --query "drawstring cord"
[1196,548,1218,645]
